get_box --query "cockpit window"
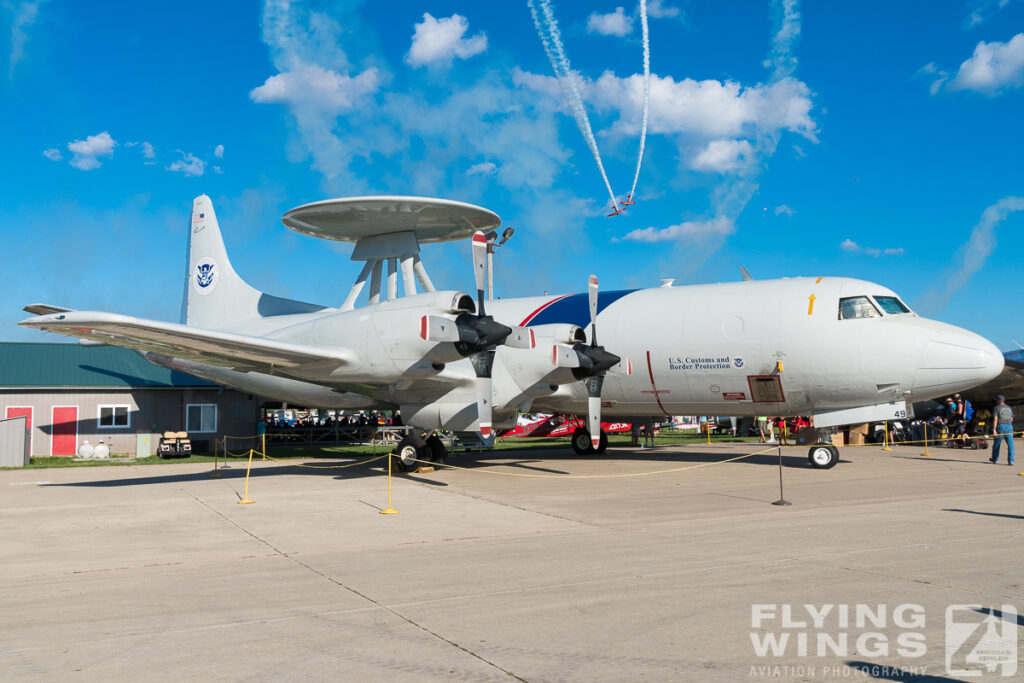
[873,296,911,315]
[838,296,881,320]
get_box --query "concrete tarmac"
[1,442,1021,681]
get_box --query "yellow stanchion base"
[921,451,932,457]
[882,445,893,451]
[379,508,399,515]
[237,498,255,505]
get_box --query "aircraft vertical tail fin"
[182,195,264,328]
[182,195,330,329]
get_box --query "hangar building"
[0,342,260,457]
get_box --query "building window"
[186,404,217,433]
[98,405,130,429]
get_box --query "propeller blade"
[608,357,633,375]
[472,231,488,316]
[420,315,461,342]
[586,375,605,448]
[588,274,599,345]
[504,326,536,349]
[472,350,496,438]
[552,344,581,368]
[476,376,493,438]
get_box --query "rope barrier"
[396,444,782,479]
[260,452,390,470]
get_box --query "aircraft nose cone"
[915,325,1004,397]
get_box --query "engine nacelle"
[528,323,587,345]
[401,401,516,432]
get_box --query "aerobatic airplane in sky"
[20,195,1004,470]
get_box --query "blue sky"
[2,0,1023,349]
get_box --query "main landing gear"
[393,433,448,472]
[807,444,839,469]
[571,427,608,455]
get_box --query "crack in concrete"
[180,488,526,681]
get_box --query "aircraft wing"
[18,309,355,372]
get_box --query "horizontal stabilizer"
[23,303,74,315]
[19,310,355,372]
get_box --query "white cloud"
[840,238,904,256]
[621,216,735,242]
[946,33,1024,94]
[467,161,497,176]
[8,0,49,78]
[125,140,157,164]
[691,139,753,172]
[406,13,487,67]
[582,72,818,144]
[918,196,1024,313]
[67,131,116,170]
[166,151,205,177]
[767,0,801,81]
[214,144,224,159]
[586,7,633,37]
[964,0,1016,29]
[250,63,380,112]
[647,0,682,19]
[42,147,61,161]
[253,1,382,193]
[918,62,950,95]
[774,204,795,216]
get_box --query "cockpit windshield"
[873,296,911,315]
[838,296,881,320]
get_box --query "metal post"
[238,449,255,504]
[921,422,932,456]
[380,453,398,515]
[882,421,893,451]
[210,437,221,477]
[772,444,791,506]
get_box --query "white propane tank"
[94,442,110,459]
[78,440,94,459]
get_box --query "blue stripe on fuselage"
[526,289,638,328]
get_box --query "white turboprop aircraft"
[20,195,1004,470]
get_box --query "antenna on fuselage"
[739,266,754,281]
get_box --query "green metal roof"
[0,343,216,388]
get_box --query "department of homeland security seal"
[194,257,218,295]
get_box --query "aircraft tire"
[571,427,595,455]
[595,431,608,454]
[425,435,447,463]
[808,445,838,469]
[394,435,428,472]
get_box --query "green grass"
[5,432,761,470]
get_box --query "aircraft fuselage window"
[838,296,880,320]
[873,296,911,315]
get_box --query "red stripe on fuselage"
[645,350,671,416]
[519,295,571,327]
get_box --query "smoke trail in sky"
[527,0,619,211]
[917,196,1024,314]
[769,0,801,81]
[627,0,651,202]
